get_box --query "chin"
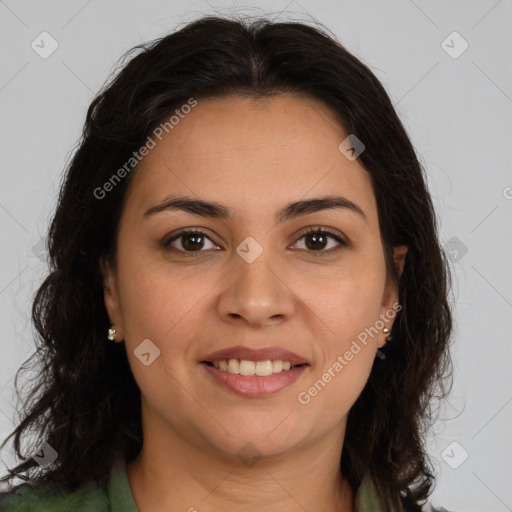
[203,422,306,461]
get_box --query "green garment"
[0,454,384,511]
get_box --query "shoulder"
[0,480,109,512]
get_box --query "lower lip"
[200,363,308,398]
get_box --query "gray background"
[0,1,511,510]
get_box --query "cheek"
[299,254,384,408]
[320,350,375,413]
[311,268,385,350]
[116,262,203,403]
[116,251,206,350]
[294,345,375,442]
[298,331,376,418]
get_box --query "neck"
[126,417,354,512]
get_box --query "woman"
[0,15,453,511]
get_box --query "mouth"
[200,359,308,377]
[199,345,310,397]
[200,358,309,398]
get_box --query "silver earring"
[382,327,392,341]
[107,323,116,341]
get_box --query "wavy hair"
[0,15,453,511]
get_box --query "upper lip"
[202,345,309,365]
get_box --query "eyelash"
[162,226,349,257]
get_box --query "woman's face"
[103,94,407,460]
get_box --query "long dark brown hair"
[0,15,453,511]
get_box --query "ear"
[378,245,408,348]
[99,255,124,342]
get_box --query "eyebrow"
[143,195,367,224]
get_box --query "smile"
[204,358,304,376]
[200,360,309,398]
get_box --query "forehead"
[124,94,378,227]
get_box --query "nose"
[216,250,296,327]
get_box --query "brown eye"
[292,228,348,253]
[163,229,219,253]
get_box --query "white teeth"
[227,359,239,374]
[239,360,255,376]
[210,359,301,376]
[272,360,283,373]
[255,360,273,377]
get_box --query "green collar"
[108,454,139,512]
